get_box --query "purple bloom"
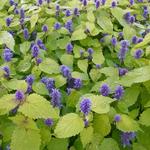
[36,58,42,65]
[54,22,61,30]
[83,0,87,6]
[118,47,128,62]
[129,16,135,24]
[65,10,71,17]
[60,65,71,78]
[37,39,46,50]
[45,118,53,126]
[74,78,82,89]
[111,1,117,8]
[25,75,34,85]
[101,0,106,5]
[46,78,55,93]
[37,0,43,5]
[65,20,73,32]
[20,8,25,19]
[2,48,13,62]
[120,40,130,48]
[134,49,144,59]
[132,36,138,44]
[111,37,117,46]
[114,85,124,100]
[56,4,60,11]
[2,66,10,78]
[26,85,32,94]
[80,98,92,116]
[129,0,134,5]
[124,12,131,23]
[143,6,148,18]
[50,88,61,108]
[42,25,48,32]
[95,0,100,9]
[137,0,143,2]
[66,88,72,95]
[6,18,12,27]
[15,90,25,101]
[137,38,143,43]
[96,64,101,69]
[41,77,48,84]
[73,8,80,16]
[114,114,121,122]
[66,43,73,54]
[121,132,136,147]
[47,0,51,3]
[20,18,24,25]
[31,44,39,58]
[9,0,15,6]
[87,48,94,55]
[118,32,123,38]
[99,83,110,96]
[84,119,89,127]
[23,28,29,40]
[119,68,128,76]
[14,9,19,14]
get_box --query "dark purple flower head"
[111,1,117,8]
[84,119,89,127]
[2,66,10,78]
[44,118,53,126]
[132,36,138,44]
[118,32,123,38]
[124,12,131,23]
[87,48,94,55]
[56,4,60,11]
[31,44,39,58]
[9,0,15,6]
[37,0,43,5]
[20,18,24,25]
[137,38,143,43]
[114,85,124,100]
[42,25,48,32]
[118,47,128,61]
[26,85,32,94]
[129,0,134,5]
[54,22,61,30]
[143,6,148,18]
[95,0,100,9]
[23,28,29,40]
[74,78,82,89]
[65,20,73,32]
[129,16,135,24]
[66,43,73,54]
[114,114,121,122]
[119,68,128,76]
[111,37,117,46]
[2,48,13,62]
[137,0,143,2]
[47,0,51,3]
[50,88,61,108]
[25,75,34,85]
[65,10,71,17]
[60,65,71,78]
[46,78,55,93]
[120,40,130,48]
[101,0,106,5]
[73,8,80,16]
[37,39,46,50]
[6,18,12,27]
[96,64,101,69]
[20,8,25,19]
[121,132,136,147]
[15,90,25,101]
[14,9,19,14]
[99,83,110,96]
[83,0,87,6]
[134,49,144,59]
[80,98,92,116]
[41,77,48,84]
[36,58,42,65]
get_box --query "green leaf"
[20,41,31,54]
[99,138,120,150]
[53,75,66,88]
[87,11,95,22]
[77,59,88,73]
[60,54,73,68]
[139,108,150,126]
[18,94,59,119]
[71,29,87,41]
[92,50,105,65]
[116,114,140,132]
[93,114,111,136]
[10,127,41,150]
[89,69,101,82]
[0,0,7,10]
[54,113,84,138]
[0,31,15,50]
[47,138,68,150]
[39,58,60,74]
[96,10,113,33]
[133,143,147,150]
[0,94,19,115]
[30,14,38,29]
[80,126,93,148]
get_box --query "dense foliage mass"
[0,0,150,149]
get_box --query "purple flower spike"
[2,48,13,62]
[119,68,128,76]
[99,83,110,96]
[129,0,134,5]
[95,0,100,9]
[87,48,94,55]
[2,66,10,78]
[50,88,61,108]
[60,65,71,78]
[23,28,29,40]
[45,118,53,126]
[132,36,138,44]
[65,20,73,32]
[66,43,73,54]
[111,37,117,46]
[15,90,25,101]
[84,119,89,127]
[37,0,43,5]
[111,1,117,8]
[20,8,25,19]
[25,75,34,85]
[73,8,80,16]
[114,85,124,100]
[101,0,106,5]
[80,98,92,116]
[83,0,87,6]
[54,22,61,30]
[46,78,55,93]
[31,44,39,58]
[9,0,15,6]
[42,25,48,32]
[134,49,144,59]
[137,38,143,43]
[74,78,82,89]
[114,114,121,122]
[6,18,12,27]
[41,77,48,84]
[65,10,71,17]
[36,58,42,65]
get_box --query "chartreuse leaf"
[10,127,41,150]
[96,10,113,33]
[93,114,111,137]
[60,54,73,68]
[133,143,147,150]
[99,138,120,150]
[118,65,150,87]
[71,28,87,41]
[0,94,19,115]
[116,114,140,132]
[39,58,60,74]
[53,75,66,88]
[139,108,150,126]
[54,113,84,138]
[89,69,101,82]
[92,50,105,65]
[77,59,88,73]
[0,0,7,10]
[0,31,15,51]
[2,79,28,92]
[18,94,59,119]
[20,41,31,54]
[47,138,68,150]
[30,14,38,29]
[80,126,93,148]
